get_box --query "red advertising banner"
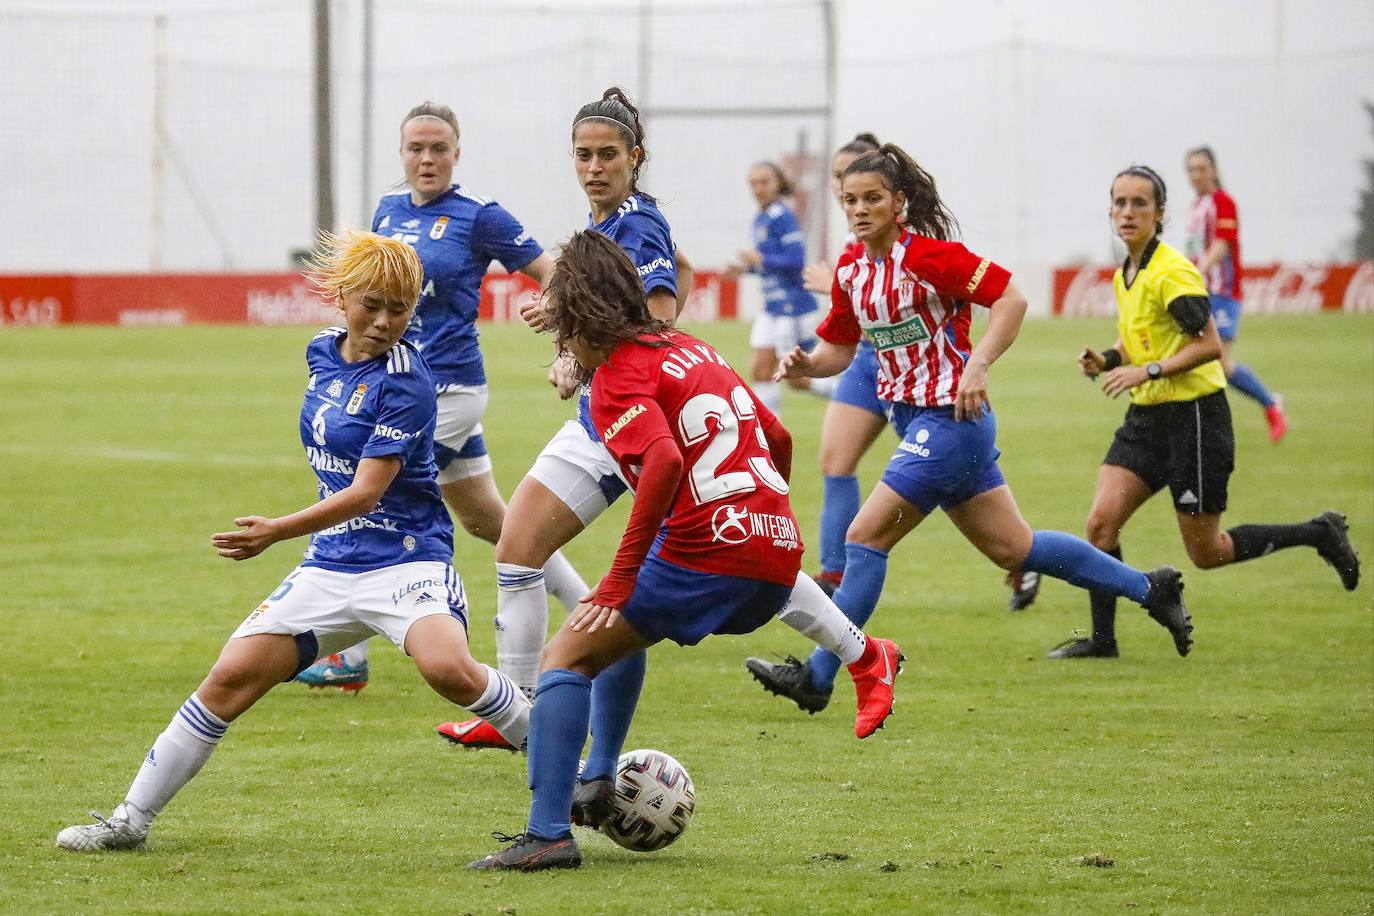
[0,271,737,327]
[1052,261,1374,318]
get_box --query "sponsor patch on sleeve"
[603,403,646,441]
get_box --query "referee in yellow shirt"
[1049,165,1359,659]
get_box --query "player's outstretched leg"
[757,573,902,737]
[572,650,647,828]
[294,641,370,691]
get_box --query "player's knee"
[418,654,485,704]
[983,539,1027,571]
[1084,513,1120,551]
[457,504,503,545]
[1185,539,1228,569]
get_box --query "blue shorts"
[1210,294,1241,342]
[833,341,889,418]
[619,550,795,647]
[880,403,1005,514]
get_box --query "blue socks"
[1023,530,1150,605]
[582,650,646,781]
[1227,364,1276,408]
[808,543,889,689]
[526,668,592,841]
[819,475,862,577]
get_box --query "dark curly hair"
[543,230,672,382]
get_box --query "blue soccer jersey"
[753,201,814,317]
[576,194,678,439]
[299,328,454,572]
[372,184,543,388]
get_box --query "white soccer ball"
[602,748,696,852]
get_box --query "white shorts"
[749,309,824,356]
[434,384,493,485]
[527,420,629,526]
[231,561,467,666]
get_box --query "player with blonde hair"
[56,230,529,851]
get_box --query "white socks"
[777,574,867,665]
[803,376,837,399]
[337,640,369,668]
[495,563,552,699]
[754,380,782,415]
[542,550,589,613]
[119,694,228,831]
[467,665,531,748]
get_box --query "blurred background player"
[1048,166,1359,659]
[438,87,693,749]
[295,102,588,691]
[725,160,833,415]
[1184,146,1288,443]
[468,230,902,872]
[751,146,1196,714]
[56,232,528,852]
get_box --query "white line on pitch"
[0,443,298,468]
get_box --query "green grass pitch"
[0,314,1369,913]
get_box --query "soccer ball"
[602,748,696,852]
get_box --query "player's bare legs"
[441,472,507,545]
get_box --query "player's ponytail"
[844,143,959,242]
[543,230,672,378]
[572,86,654,203]
[1113,164,1168,236]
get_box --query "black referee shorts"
[1104,389,1234,515]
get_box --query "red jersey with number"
[817,230,1011,407]
[590,331,802,586]
[1185,188,1242,299]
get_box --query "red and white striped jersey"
[817,230,1011,407]
[1184,188,1242,299]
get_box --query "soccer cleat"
[812,572,841,598]
[435,718,518,751]
[1047,636,1119,659]
[745,655,832,714]
[1313,511,1360,591]
[56,812,148,852]
[1007,569,1041,612]
[570,777,615,830]
[846,638,904,739]
[1265,395,1288,444]
[294,654,368,692]
[1143,567,1192,657]
[467,831,582,871]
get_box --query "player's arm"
[1100,289,1222,398]
[955,282,1028,421]
[759,414,792,484]
[1194,238,1229,276]
[212,456,402,561]
[518,251,556,289]
[775,269,859,380]
[670,248,694,318]
[1080,337,1126,378]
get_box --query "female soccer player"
[440,87,693,749]
[1047,165,1359,659]
[759,144,1198,694]
[1184,146,1287,442]
[296,101,587,692]
[725,160,831,415]
[56,231,529,852]
[468,230,904,872]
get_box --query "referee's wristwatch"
[1145,361,1163,380]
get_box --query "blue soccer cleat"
[294,653,368,692]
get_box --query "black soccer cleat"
[1313,511,1360,591]
[570,777,615,830]
[1143,567,1192,657]
[1008,570,1041,612]
[1047,636,1119,659]
[745,655,832,714]
[467,832,582,872]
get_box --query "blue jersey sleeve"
[760,206,806,273]
[472,203,543,274]
[362,360,435,462]
[618,210,677,298]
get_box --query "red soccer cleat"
[436,718,517,751]
[1265,396,1287,444]
[846,637,904,739]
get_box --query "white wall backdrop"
[2,0,1371,295]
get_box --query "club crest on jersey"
[429,216,449,240]
[326,378,344,399]
[346,383,368,415]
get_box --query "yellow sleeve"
[1157,253,1209,307]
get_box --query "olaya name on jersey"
[710,503,800,550]
[598,342,738,441]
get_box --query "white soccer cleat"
[56,811,148,852]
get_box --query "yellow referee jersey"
[1113,238,1227,406]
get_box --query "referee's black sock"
[1227,520,1325,563]
[1088,546,1121,647]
